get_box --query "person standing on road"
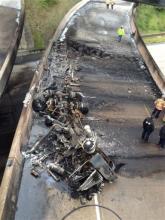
[117,26,125,42]
[105,0,110,9]
[105,0,115,10]
[110,0,115,9]
[158,125,165,148]
[141,117,154,142]
[151,96,165,118]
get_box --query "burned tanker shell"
[32,98,47,112]
[47,163,65,176]
[23,41,116,202]
[78,170,103,192]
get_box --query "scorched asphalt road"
[15,1,165,220]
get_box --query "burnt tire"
[32,98,46,112]
[45,117,53,127]
[79,102,89,115]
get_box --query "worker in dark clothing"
[141,117,154,142]
[158,125,165,148]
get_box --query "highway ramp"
[14,1,165,220]
[0,0,24,97]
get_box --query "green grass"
[136,5,165,34]
[136,5,165,43]
[25,0,80,49]
[143,36,165,44]
[39,0,58,7]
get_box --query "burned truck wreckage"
[23,41,117,203]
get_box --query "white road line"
[94,194,101,220]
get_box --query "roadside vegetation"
[142,36,165,44]
[25,0,80,49]
[136,5,165,43]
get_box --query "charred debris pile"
[23,41,117,202]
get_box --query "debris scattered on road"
[23,59,117,202]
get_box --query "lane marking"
[94,194,101,220]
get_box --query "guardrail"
[130,5,165,94]
[0,0,25,98]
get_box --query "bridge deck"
[15,1,165,220]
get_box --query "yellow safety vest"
[117,28,125,36]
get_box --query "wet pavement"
[15,1,165,220]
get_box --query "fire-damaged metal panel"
[90,153,116,181]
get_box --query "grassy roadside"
[143,36,165,44]
[25,0,80,49]
[136,5,165,43]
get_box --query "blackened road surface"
[15,1,165,220]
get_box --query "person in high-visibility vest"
[151,97,165,118]
[117,26,125,42]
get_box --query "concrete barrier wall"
[0,1,90,220]
[0,0,25,97]
[130,6,165,94]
